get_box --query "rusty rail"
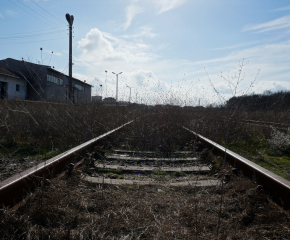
[0,121,133,207]
[244,120,290,127]
[183,126,290,208]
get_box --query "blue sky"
[1,0,290,105]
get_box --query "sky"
[1,0,290,105]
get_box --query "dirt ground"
[1,162,289,240]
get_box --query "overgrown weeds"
[1,163,289,239]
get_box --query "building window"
[47,74,63,85]
[16,84,20,91]
[75,84,84,91]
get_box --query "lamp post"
[105,70,107,97]
[112,72,122,103]
[100,84,103,100]
[126,85,131,104]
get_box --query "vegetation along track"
[1,114,290,239]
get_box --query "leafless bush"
[0,100,131,151]
[268,127,290,154]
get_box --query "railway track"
[1,120,290,208]
[0,120,133,207]
[83,149,219,187]
[1,119,290,238]
[183,126,290,208]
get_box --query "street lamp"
[105,70,107,97]
[100,84,103,100]
[136,92,138,103]
[126,85,131,104]
[112,72,122,103]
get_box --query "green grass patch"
[152,170,167,175]
[173,171,182,177]
[210,157,223,173]
[37,150,60,160]
[221,132,290,181]
[154,176,168,181]
[97,168,123,175]
[0,141,60,159]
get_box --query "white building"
[0,66,27,100]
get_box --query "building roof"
[1,58,92,87]
[104,97,116,100]
[0,66,21,78]
[47,67,93,87]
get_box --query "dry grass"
[1,100,290,239]
[1,162,289,239]
[0,100,132,151]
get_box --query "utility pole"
[126,85,131,104]
[105,70,107,98]
[66,13,74,102]
[100,84,103,100]
[40,48,43,64]
[112,72,122,103]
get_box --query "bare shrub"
[268,127,290,154]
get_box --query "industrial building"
[0,66,27,100]
[0,58,92,102]
[91,95,102,102]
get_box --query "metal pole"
[116,74,118,103]
[112,72,122,104]
[100,84,103,100]
[40,48,43,65]
[69,24,73,102]
[126,85,131,104]
[66,13,74,102]
[105,70,107,98]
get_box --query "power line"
[1,27,64,36]
[15,0,65,27]
[8,0,56,27]
[0,36,67,45]
[0,30,65,40]
[30,0,67,25]
[61,63,69,74]
[0,31,66,40]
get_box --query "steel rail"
[183,126,290,208]
[0,120,133,207]
[237,122,288,131]
[244,120,290,127]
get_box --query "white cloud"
[53,52,63,57]
[213,41,259,51]
[123,4,142,30]
[74,27,173,103]
[77,28,158,64]
[44,50,62,57]
[155,0,187,14]
[243,15,290,32]
[122,26,157,39]
[272,5,290,12]
[0,13,4,19]
[252,81,290,93]
[74,27,290,105]
[6,10,17,17]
